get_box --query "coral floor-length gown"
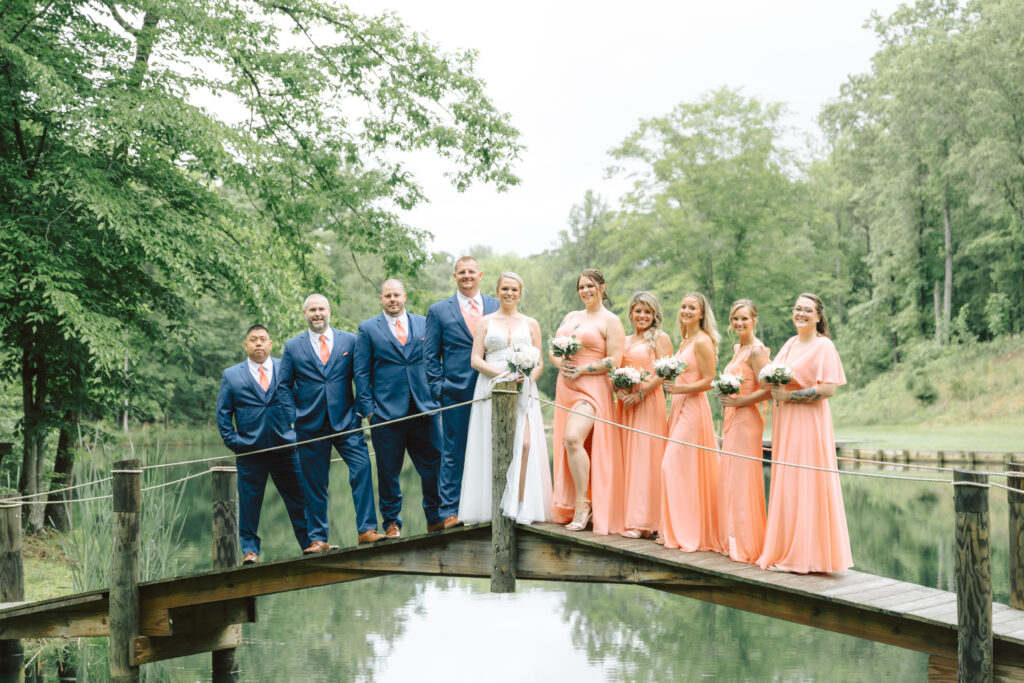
[757,335,852,573]
[717,342,769,563]
[551,321,625,535]
[616,342,667,534]
[660,343,722,552]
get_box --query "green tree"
[0,0,521,531]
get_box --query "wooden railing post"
[110,459,141,683]
[0,494,24,682]
[490,380,519,593]
[211,462,240,682]
[954,469,992,682]
[1007,461,1024,611]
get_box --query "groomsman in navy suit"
[216,324,309,564]
[354,279,443,538]
[424,256,499,528]
[278,294,385,551]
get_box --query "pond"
[57,440,1014,681]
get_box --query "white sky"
[344,0,906,257]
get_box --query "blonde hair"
[628,291,664,349]
[727,299,758,337]
[495,271,524,297]
[679,291,720,350]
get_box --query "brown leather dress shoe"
[443,515,463,529]
[385,523,401,539]
[357,528,387,544]
[303,540,332,554]
[241,552,259,565]
[426,521,445,532]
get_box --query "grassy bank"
[831,335,1024,450]
[23,532,73,601]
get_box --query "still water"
[77,442,1015,681]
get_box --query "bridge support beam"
[490,381,519,593]
[1007,461,1024,612]
[954,469,992,683]
[0,495,24,683]
[110,459,141,683]
[211,462,240,682]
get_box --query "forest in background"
[3,0,1024,532]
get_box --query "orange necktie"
[463,300,481,337]
[395,318,408,345]
[318,334,330,365]
[258,366,270,392]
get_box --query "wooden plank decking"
[2,521,1023,669]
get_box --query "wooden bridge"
[1,385,1022,682]
[2,521,1024,681]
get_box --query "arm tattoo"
[789,387,822,402]
[603,358,613,370]
[585,364,595,373]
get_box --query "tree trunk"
[18,349,45,534]
[934,280,942,344]
[942,191,953,344]
[45,410,77,532]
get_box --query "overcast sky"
[343,0,906,257]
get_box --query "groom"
[424,256,498,528]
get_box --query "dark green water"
[69,444,1016,681]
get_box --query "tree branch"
[104,2,139,37]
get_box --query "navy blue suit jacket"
[354,313,439,422]
[424,294,499,402]
[216,358,296,454]
[278,328,359,435]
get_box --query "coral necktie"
[395,318,408,345]
[464,300,481,337]
[258,366,269,392]
[319,334,330,365]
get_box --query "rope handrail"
[537,397,1009,490]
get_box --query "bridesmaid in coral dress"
[615,292,672,539]
[550,269,626,534]
[716,299,771,563]
[757,293,852,573]
[659,292,723,553]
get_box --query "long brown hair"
[797,292,830,338]
[628,291,663,349]
[578,268,611,306]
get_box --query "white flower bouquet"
[711,372,745,395]
[610,366,649,390]
[506,344,541,377]
[758,363,794,386]
[653,355,686,381]
[549,334,583,359]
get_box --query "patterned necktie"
[318,334,330,365]
[395,318,408,345]
[258,365,270,392]
[464,299,481,337]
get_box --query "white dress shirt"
[307,327,334,357]
[384,311,410,341]
[247,357,273,387]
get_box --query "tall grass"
[45,442,193,680]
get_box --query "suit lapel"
[377,314,406,356]
[402,315,419,356]
[448,296,474,341]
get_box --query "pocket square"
[343,351,349,356]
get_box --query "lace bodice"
[483,319,535,363]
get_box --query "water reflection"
[57,445,998,680]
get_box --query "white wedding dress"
[458,320,553,524]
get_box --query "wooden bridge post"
[211,462,240,682]
[954,469,992,682]
[1007,461,1024,611]
[490,380,519,593]
[0,494,24,682]
[110,459,142,683]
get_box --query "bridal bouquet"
[653,355,686,381]
[610,366,649,390]
[506,344,541,377]
[711,372,745,396]
[549,334,583,359]
[758,363,794,386]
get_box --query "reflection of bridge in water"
[2,520,1024,681]
[2,383,1024,682]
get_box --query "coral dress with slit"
[551,321,625,535]
[717,342,769,563]
[660,343,722,552]
[616,342,667,534]
[757,335,852,573]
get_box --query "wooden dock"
[2,522,1023,679]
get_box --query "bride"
[457,272,553,524]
